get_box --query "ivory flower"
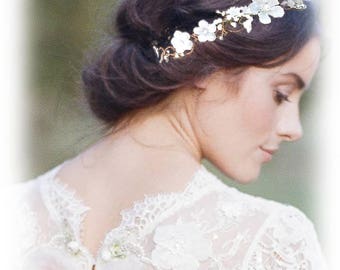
[193,20,217,42]
[226,6,248,21]
[170,31,193,54]
[249,0,285,24]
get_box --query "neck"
[75,105,203,197]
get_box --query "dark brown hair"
[82,0,317,133]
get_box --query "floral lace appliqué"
[151,218,213,270]
[245,206,316,270]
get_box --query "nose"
[276,105,304,142]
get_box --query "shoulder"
[200,170,312,222]
[213,183,328,269]
[0,179,40,215]
[0,162,63,225]
[0,162,69,268]
[0,161,62,206]
[193,171,328,269]
[0,177,42,267]
[150,174,329,269]
[242,200,328,269]
[199,175,289,221]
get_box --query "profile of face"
[192,37,321,183]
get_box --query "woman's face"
[193,37,321,183]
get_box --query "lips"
[260,146,278,162]
[260,147,278,155]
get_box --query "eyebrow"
[281,73,307,91]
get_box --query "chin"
[209,159,260,184]
[223,167,260,184]
[233,174,259,184]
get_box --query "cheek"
[196,92,275,146]
[195,95,274,183]
[239,92,276,136]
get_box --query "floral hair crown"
[152,0,310,63]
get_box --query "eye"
[274,90,291,105]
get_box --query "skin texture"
[56,37,321,256]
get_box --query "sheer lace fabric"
[1,161,328,270]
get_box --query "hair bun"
[115,0,162,46]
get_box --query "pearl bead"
[67,241,80,254]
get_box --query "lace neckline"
[39,159,225,264]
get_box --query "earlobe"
[194,77,210,90]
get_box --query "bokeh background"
[27,0,324,234]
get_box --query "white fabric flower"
[248,0,285,24]
[226,6,248,21]
[213,18,223,25]
[193,20,217,42]
[151,221,213,270]
[213,18,224,34]
[170,31,193,54]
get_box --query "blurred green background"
[27,0,323,230]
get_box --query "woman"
[4,0,327,269]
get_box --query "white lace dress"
[1,160,328,270]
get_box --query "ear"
[194,78,209,90]
[194,73,215,90]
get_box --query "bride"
[3,0,328,269]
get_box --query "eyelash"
[274,90,291,104]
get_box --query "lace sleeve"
[244,205,328,270]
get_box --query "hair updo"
[82,0,318,132]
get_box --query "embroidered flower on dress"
[170,31,193,54]
[273,210,305,246]
[248,0,285,24]
[151,220,212,270]
[193,20,217,42]
[101,241,127,262]
[217,201,246,223]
